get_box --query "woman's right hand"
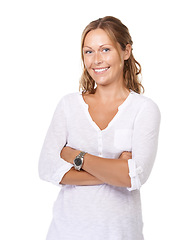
[119,151,132,161]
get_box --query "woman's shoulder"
[130,91,160,115]
[53,92,81,112]
[59,92,81,103]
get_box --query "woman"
[39,16,161,240]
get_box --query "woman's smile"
[93,67,110,74]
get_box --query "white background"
[0,0,189,239]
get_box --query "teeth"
[94,67,109,73]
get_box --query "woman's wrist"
[61,146,80,164]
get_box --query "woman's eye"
[84,50,93,54]
[102,48,110,52]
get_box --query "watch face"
[74,158,82,166]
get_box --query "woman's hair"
[79,16,144,94]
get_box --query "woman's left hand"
[60,146,80,164]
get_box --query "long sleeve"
[127,98,161,191]
[38,97,73,186]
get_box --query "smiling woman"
[80,16,143,94]
[82,28,130,88]
[39,16,161,240]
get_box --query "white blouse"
[39,91,161,240]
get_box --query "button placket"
[98,131,103,157]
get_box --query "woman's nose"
[94,51,103,65]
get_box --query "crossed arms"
[60,147,132,188]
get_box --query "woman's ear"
[124,44,132,60]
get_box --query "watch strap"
[77,151,86,159]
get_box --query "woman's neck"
[94,82,130,104]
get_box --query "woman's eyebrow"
[83,46,93,49]
[83,44,112,48]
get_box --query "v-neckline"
[78,91,133,132]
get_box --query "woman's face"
[83,28,130,87]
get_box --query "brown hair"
[79,16,144,94]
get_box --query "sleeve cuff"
[51,162,73,186]
[127,159,143,191]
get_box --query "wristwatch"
[73,151,86,171]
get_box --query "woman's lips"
[93,67,110,74]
